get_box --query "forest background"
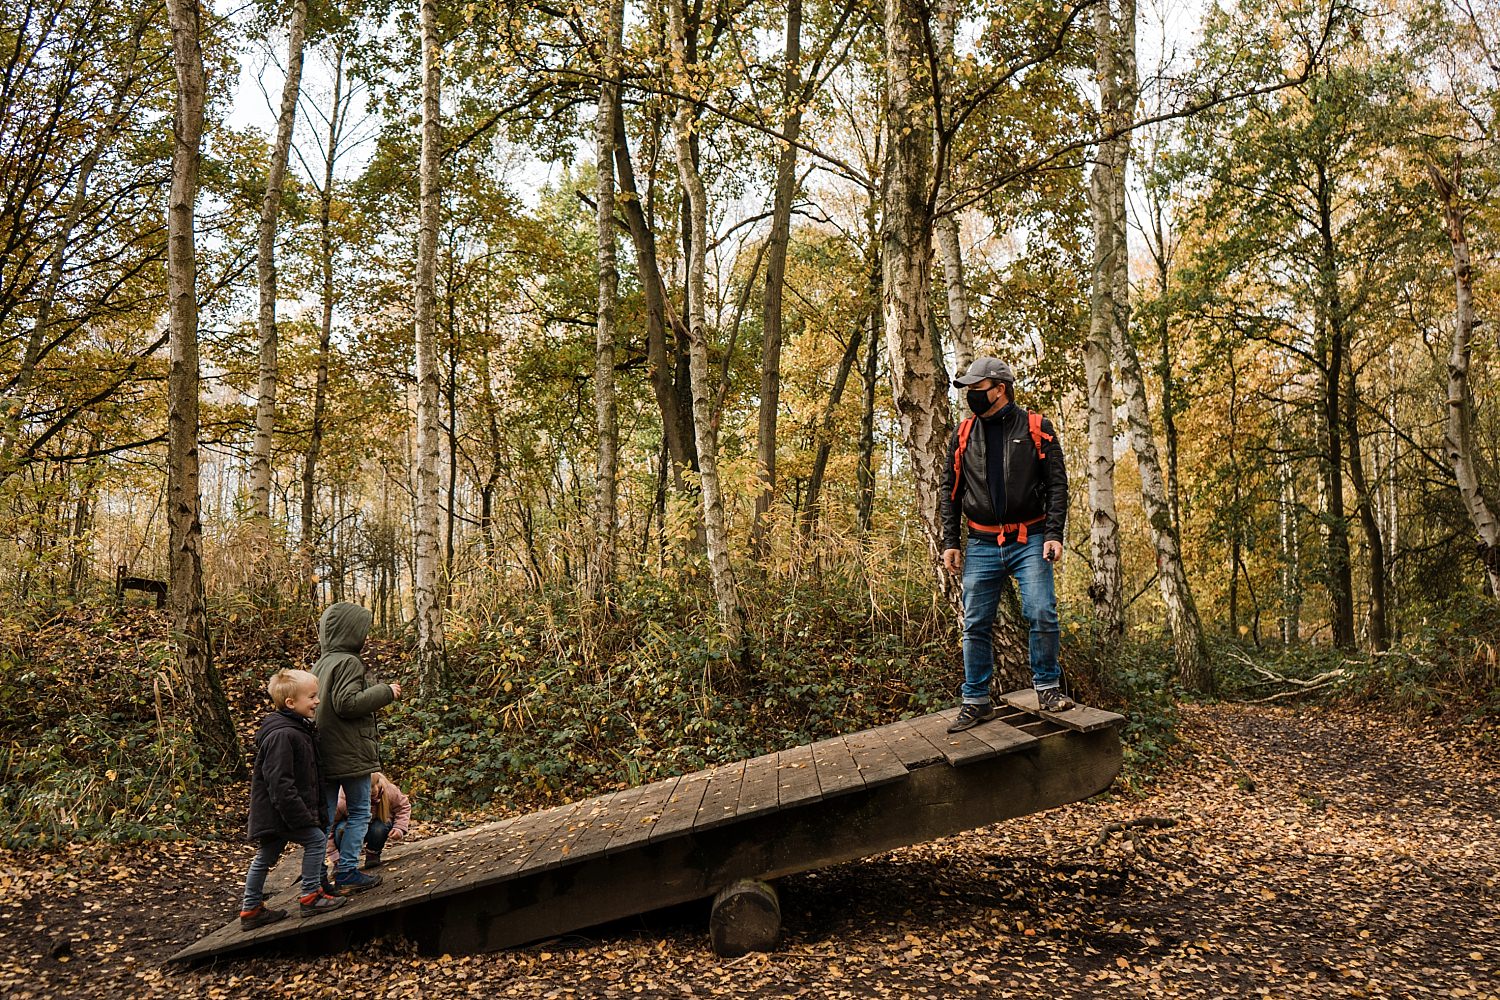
[2,0,1500,851]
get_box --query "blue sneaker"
[332,869,383,895]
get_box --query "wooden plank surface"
[775,745,822,808]
[525,792,624,873]
[692,760,747,832]
[605,776,681,855]
[1000,689,1124,732]
[878,719,947,769]
[733,751,783,822]
[567,785,649,861]
[843,727,910,787]
[432,800,583,894]
[963,717,1039,756]
[810,736,866,799]
[649,769,712,843]
[907,709,1001,766]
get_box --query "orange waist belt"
[968,515,1045,544]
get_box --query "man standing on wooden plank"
[940,357,1073,732]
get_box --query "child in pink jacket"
[327,771,411,869]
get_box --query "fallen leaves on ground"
[2,703,1497,999]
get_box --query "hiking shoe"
[364,851,383,870]
[333,869,383,895]
[238,904,287,931]
[299,889,347,916]
[947,702,997,733]
[1037,687,1075,713]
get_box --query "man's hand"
[942,548,962,575]
[389,681,403,700]
[1043,540,1063,563]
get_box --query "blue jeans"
[333,817,392,857]
[324,776,372,877]
[961,532,1061,702]
[240,826,325,909]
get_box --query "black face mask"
[966,388,993,414]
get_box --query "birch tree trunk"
[1084,0,1126,637]
[413,0,448,689]
[248,0,308,526]
[931,0,974,373]
[593,0,622,594]
[301,41,346,605]
[667,0,746,660]
[751,0,803,559]
[1431,157,1500,595]
[1276,392,1302,642]
[882,0,955,603]
[166,0,241,774]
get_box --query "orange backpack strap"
[952,416,976,499]
[1028,410,1052,460]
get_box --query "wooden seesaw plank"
[1000,688,1124,733]
[171,703,1125,965]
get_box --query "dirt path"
[3,703,1497,999]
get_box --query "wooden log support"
[709,879,780,957]
[172,703,1124,964]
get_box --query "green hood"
[318,602,371,655]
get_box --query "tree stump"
[709,879,780,957]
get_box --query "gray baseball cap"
[952,356,1015,388]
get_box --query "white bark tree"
[882,0,956,602]
[1084,0,1126,638]
[413,0,447,689]
[667,0,747,661]
[248,0,308,527]
[166,0,241,773]
[593,0,622,594]
[1432,157,1500,595]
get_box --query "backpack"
[950,410,1051,500]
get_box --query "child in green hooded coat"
[309,602,402,894]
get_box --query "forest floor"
[1,702,1497,999]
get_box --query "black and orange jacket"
[939,406,1068,550]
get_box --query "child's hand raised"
[389,682,403,700]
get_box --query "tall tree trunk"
[248,0,308,525]
[1084,0,1126,637]
[413,0,448,689]
[166,0,240,775]
[1343,352,1388,650]
[612,104,696,477]
[751,0,804,560]
[1149,200,1183,536]
[1277,392,1302,642]
[301,39,346,605]
[931,0,973,373]
[1314,162,1355,649]
[667,0,746,660]
[1431,158,1500,595]
[801,325,863,534]
[857,250,881,535]
[1097,0,1210,687]
[593,0,623,595]
[882,0,954,603]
